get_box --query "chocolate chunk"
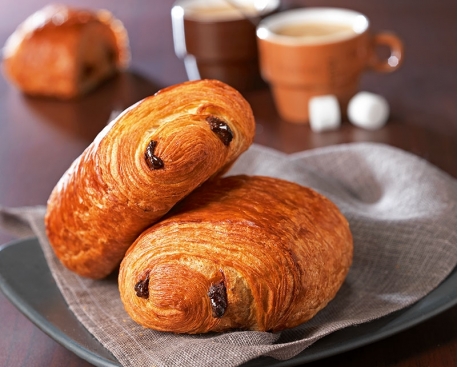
[106,48,116,64]
[206,116,233,146]
[145,140,164,170]
[208,277,227,318]
[135,273,150,299]
[82,63,95,78]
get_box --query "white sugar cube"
[309,95,341,132]
[347,92,390,130]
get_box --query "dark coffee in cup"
[172,0,279,91]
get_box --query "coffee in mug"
[172,0,279,91]
[256,7,404,124]
[274,22,356,40]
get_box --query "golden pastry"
[45,79,256,279]
[119,175,353,334]
[2,4,130,98]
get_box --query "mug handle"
[368,32,404,73]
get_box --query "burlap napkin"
[0,142,456,367]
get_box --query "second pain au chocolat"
[119,175,353,334]
[45,79,256,279]
[2,4,130,99]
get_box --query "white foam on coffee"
[257,7,369,45]
[175,0,279,21]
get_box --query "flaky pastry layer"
[119,175,353,334]
[2,4,130,98]
[45,79,256,278]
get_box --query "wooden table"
[0,0,455,366]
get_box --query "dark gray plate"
[0,237,456,367]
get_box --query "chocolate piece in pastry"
[45,79,256,279]
[119,175,353,334]
[2,4,130,99]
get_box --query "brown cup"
[171,0,279,91]
[256,7,404,123]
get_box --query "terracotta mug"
[256,7,404,123]
[171,0,279,91]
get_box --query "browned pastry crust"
[45,79,256,279]
[119,175,353,334]
[2,4,130,99]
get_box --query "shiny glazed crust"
[119,175,353,334]
[45,79,256,279]
[2,4,130,99]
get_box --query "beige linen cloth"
[0,142,456,367]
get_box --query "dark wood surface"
[0,0,456,366]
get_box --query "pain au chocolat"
[45,79,256,279]
[2,4,130,99]
[119,175,353,334]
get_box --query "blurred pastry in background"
[2,4,130,99]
